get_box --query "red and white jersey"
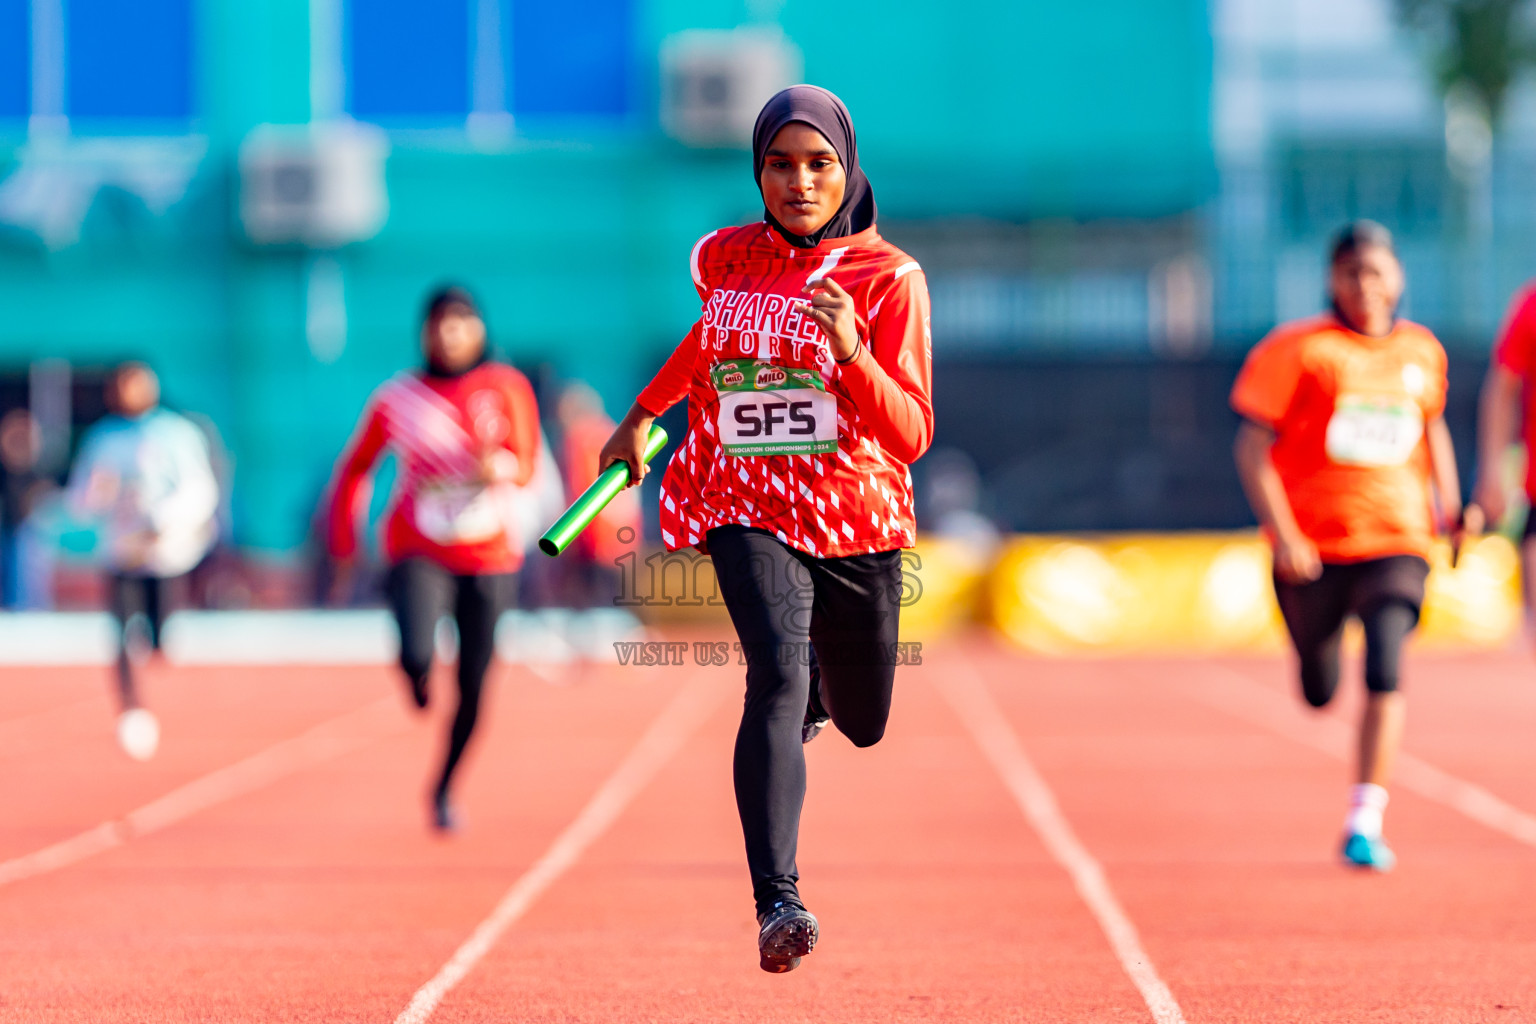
[637,223,933,559]
[328,362,540,575]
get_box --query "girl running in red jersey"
[1232,222,1468,872]
[329,287,540,831]
[600,86,933,973]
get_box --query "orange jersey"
[1492,283,1536,499]
[636,223,933,558]
[1230,315,1447,563]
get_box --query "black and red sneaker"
[802,704,831,745]
[757,901,818,973]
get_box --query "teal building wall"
[0,0,1213,553]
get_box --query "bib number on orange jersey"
[1324,395,1424,467]
[712,359,838,457]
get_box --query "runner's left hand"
[1458,504,1485,537]
[1472,476,1507,530]
[478,449,517,484]
[800,277,860,363]
[1450,505,1483,569]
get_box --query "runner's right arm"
[1233,422,1321,583]
[326,401,388,561]
[1231,330,1322,583]
[602,324,702,487]
[64,430,112,517]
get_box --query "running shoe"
[1341,832,1396,872]
[757,900,818,973]
[406,671,429,711]
[802,704,831,744]
[116,708,160,761]
[431,791,458,833]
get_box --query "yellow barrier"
[896,537,992,641]
[626,532,1524,655]
[985,532,1522,655]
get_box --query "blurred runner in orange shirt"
[1231,221,1468,873]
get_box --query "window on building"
[348,0,471,120]
[510,0,632,119]
[344,0,633,126]
[0,0,26,119]
[67,0,192,121]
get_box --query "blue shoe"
[1341,833,1396,872]
[757,901,818,973]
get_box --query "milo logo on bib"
[712,359,839,457]
[755,366,787,388]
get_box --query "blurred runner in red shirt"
[1472,280,1536,625]
[328,286,539,831]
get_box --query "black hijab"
[421,284,489,378]
[751,85,877,249]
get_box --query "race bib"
[1324,395,1424,467]
[713,359,838,457]
[415,482,505,544]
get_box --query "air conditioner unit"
[660,28,802,148]
[238,122,389,247]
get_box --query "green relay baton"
[538,424,669,557]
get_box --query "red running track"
[2,635,1535,1022]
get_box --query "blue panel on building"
[511,0,631,118]
[350,0,470,119]
[0,0,26,118]
[67,0,192,119]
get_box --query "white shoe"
[116,709,160,761]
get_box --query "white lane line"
[0,697,403,888]
[1195,666,1536,848]
[936,663,1187,1024]
[394,670,723,1024]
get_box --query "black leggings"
[386,559,514,798]
[707,525,904,915]
[1273,555,1429,707]
[109,573,175,709]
